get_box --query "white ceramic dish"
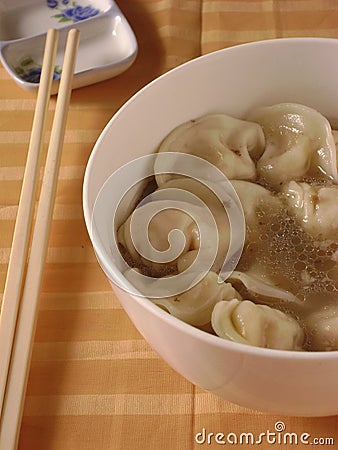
[0,0,137,93]
[83,37,338,417]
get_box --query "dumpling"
[117,201,200,277]
[248,103,338,187]
[231,180,283,238]
[228,270,302,305]
[281,181,338,241]
[155,114,265,185]
[152,272,242,326]
[156,177,232,272]
[304,304,338,351]
[117,184,222,277]
[211,298,305,350]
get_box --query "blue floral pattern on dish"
[15,57,61,83]
[47,0,100,23]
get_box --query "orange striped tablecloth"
[0,1,337,449]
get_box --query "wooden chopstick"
[0,28,59,415]
[0,28,80,450]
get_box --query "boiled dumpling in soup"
[155,114,265,185]
[281,181,338,241]
[211,298,305,350]
[248,103,338,187]
[117,201,201,277]
[228,269,301,305]
[156,177,232,272]
[117,186,223,277]
[231,180,283,238]
[304,304,338,351]
[153,272,242,326]
[116,103,337,352]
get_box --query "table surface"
[0,1,337,449]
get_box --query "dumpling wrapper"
[211,298,305,350]
[305,304,338,351]
[281,181,338,241]
[155,114,265,185]
[117,202,201,277]
[153,272,242,326]
[231,180,283,238]
[228,270,302,305]
[156,177,233,272]
[248,103,338,187]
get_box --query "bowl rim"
[83,36,338,360]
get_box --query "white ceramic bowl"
[83,37,338,417]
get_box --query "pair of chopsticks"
[0,28,80,449]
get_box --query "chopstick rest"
[0,28,80,450]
